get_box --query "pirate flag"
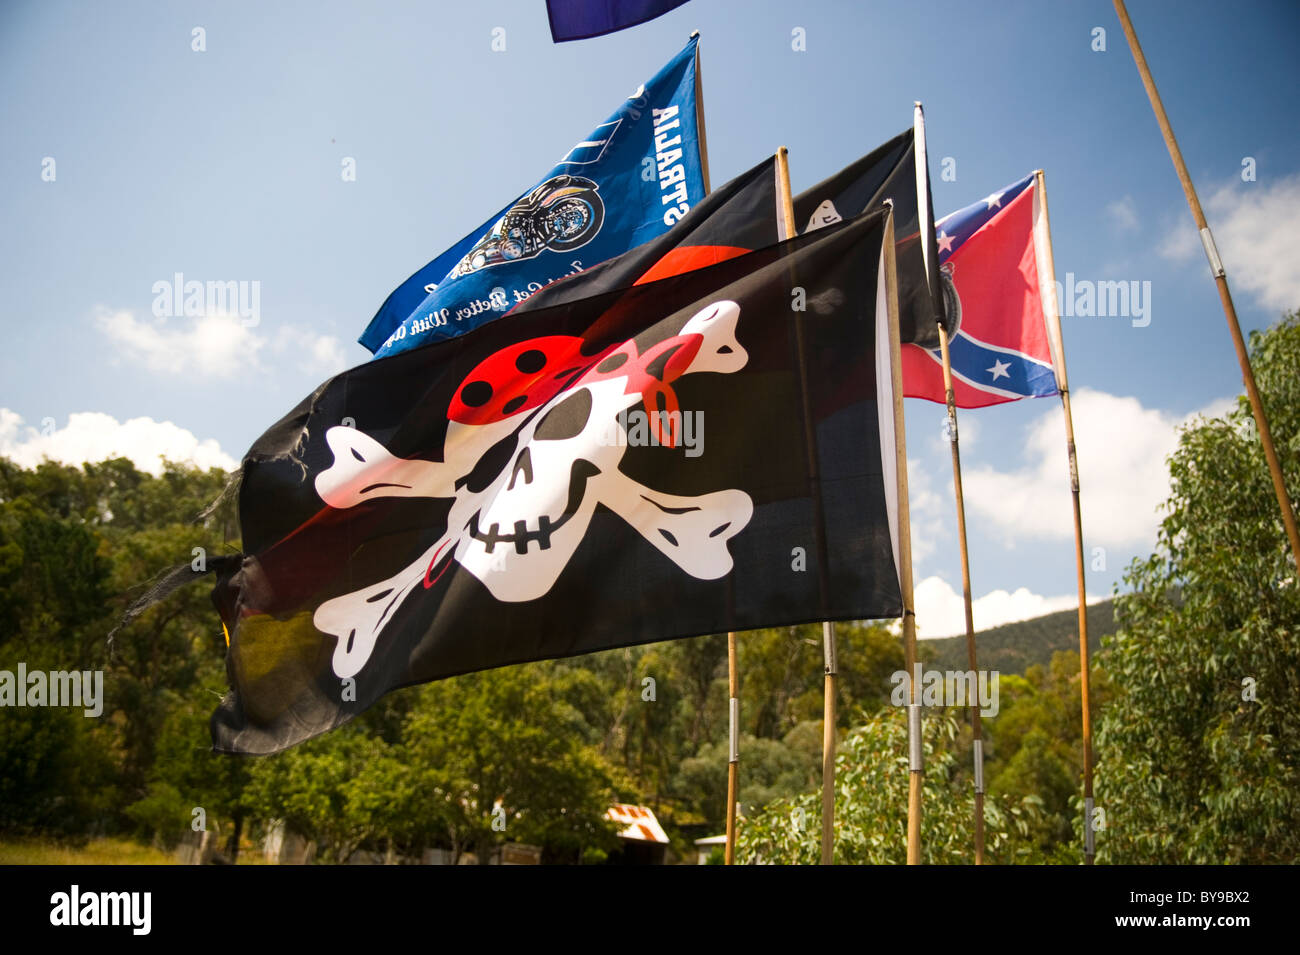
[211,209,903,754]
[795,125,946,348]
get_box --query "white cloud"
[95,308,351,380]
[1105,195,1139,233]
[0,408,236,475]
[914,574,1100,640]
[961,388,1234,550]
[271,325,351,378]
[1159,172,1300,313]
[905,455,948,565]
[1157,214,1200,262]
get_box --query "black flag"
[794,128,946,347]
[211,209,903,754]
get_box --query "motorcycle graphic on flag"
[447,175,606,279]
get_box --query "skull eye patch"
[455,431,518,494]
[596,352,628,374]
[534,388,593,441]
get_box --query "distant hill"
[919,598,1117,676]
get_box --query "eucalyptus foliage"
[1096,313,1300,863]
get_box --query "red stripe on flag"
[634,245,751,285]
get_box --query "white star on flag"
[987,358,1011,381]
[983,191,1003,209]
[937,231,954,254]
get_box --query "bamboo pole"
[724,630,738,865]
[697,27,735,866]
[1062,385,1094,865]
[1112,0,1300,571]
[1033,169,1095,865]
[936,325,985,864]
[820,617,837,865]
[689,30,711,194]
[899,102,937,866]
[881,208,922,866]
[776,146,841,864]
[775,146,797,246]
[722,141,800,867]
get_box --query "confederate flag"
[901,172,1062,406]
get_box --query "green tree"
[0,456,237,839]
[245,729,419,863]
[737,622,905,738]
[978,651,1111,860]
[1095,312,1300,864]
[675,721,821,821]
[400,662,623,864]
[736,708,1040,864]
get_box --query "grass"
[0,836,178,865]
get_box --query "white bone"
[315,427,451,508]
[314,535,450,678]
[315,417,517,508]
[598,476,752,579]
[680,300,746,375]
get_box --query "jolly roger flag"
[211,209,903,754]
[794,126,946,349]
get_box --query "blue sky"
[3,0,1298,636]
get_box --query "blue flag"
[547,0,693,42]
[362,37,706,358]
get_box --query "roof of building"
[606,804,670,844]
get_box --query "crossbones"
[312,301,754,678]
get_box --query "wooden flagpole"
[774,146,841,865]
[1112,0,1300,570]
[901,101,937,866]
[696,30,740,866]
[819,615,837,866]
[936,326,985,864]
[724,630,738,864]
[1033,169,1096,865]
[880,206,923,866]
[689,30,711,194]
